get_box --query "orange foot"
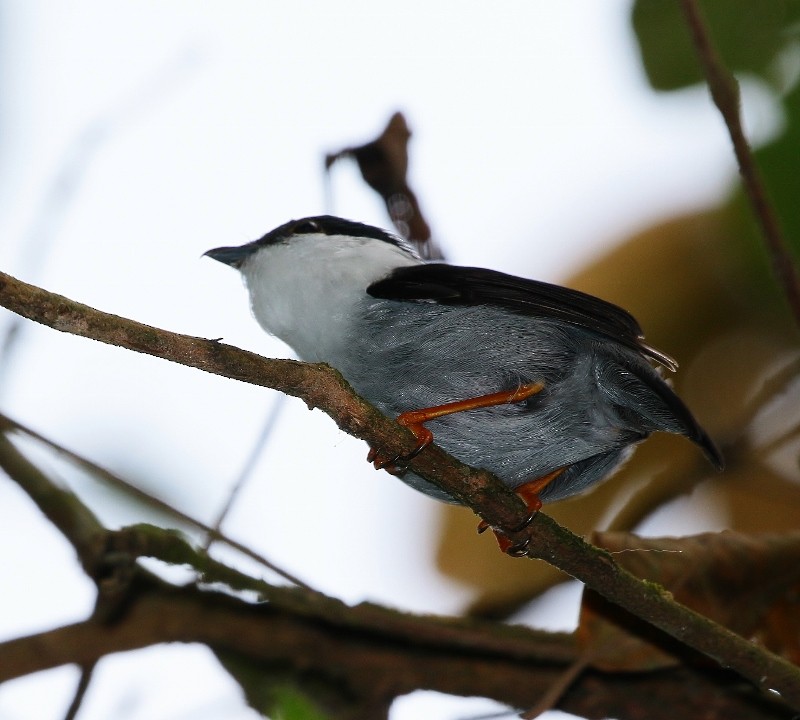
[478,468,566,556]
[367,382,544,474]
[366,419,432,475]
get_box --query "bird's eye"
[293,220,320,234]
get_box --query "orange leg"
[367,382,544,473]
[478,467,567,555]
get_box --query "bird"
[205,215,723,551]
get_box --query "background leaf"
[632,0,800,91]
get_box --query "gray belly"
[326,299,678,504]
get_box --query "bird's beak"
[203,245,254,268]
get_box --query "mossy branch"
[1,268,800,708]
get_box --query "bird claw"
[366,419,433,475]
[477,510,537,556]
[476,474,559,555]
[366,447,411,475]
[505,536,532,557]
[511,510,539,533]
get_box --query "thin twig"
[203,394,287,552]
[521,654,591,719]
[678,0,800,326]
[0,49,202,395]
[0,412,311,589]
[63,663,96,720]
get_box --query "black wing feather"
[367,264,676,369]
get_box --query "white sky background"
[0,1,757,718]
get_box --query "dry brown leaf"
[325,112,441,259]
[578,531,800,671]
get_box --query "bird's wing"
[367,263,677,370]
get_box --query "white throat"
[239,233,420,361]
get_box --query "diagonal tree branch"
[1,269,800,708]
[0,270,527,528]
[0,430,106,577]
[0,413,311,589]
[678,0,800,327]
